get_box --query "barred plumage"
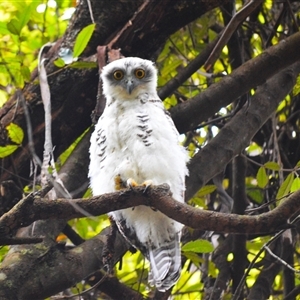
[89,57,189,291]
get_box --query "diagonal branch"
[185,61,300,199]
[171,31,300,134]
[204,0,263,70]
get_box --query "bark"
[171,30,300,133]
[0,44,297,300]
[185,61,300,199]
[0,228,129,300]
[1,180,300,298]
[209,236,233,300]
[231,156,248,297]
[0,0,228,185]
[1,183,300,237]
[0,1,299,299]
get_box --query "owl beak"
[126,80,134,94]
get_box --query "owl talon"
[115,174,125,191]
[127,178,138,189]
[142,180,153,194]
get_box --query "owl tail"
[147,234,181,292]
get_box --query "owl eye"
[134,69,145,79]
[113,70,124,80]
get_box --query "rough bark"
[171,31,300,133]
[185,61,300,199]
[0,0,229,185]
[1,183,300,237]
[0,228,129,300]
[0,1,299,299]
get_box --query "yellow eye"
[113,70,124,80]
[135,69,145,79]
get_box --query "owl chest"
[107,103,156,151]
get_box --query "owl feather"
[89,57,189,292]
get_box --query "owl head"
[101,57,158,100]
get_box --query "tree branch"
[171,31,300,133]
[0,228,129,300]
[1,183,300,238]
[0,0,228,185]
[157,34,220,101]
[185,61,300,199]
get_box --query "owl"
[89,57,189,291]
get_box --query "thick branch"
[0,0,227,185]
[0,228,129,300]
[185,61,300,199]
[1,184,300,237]
[171,31,300,133]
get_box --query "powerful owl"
[89,57,189,291]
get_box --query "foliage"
[0,123,24,158]
[1,0,300,299]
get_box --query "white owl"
[89,57,189,291]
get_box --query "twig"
[242,154,300,173]
[158,35,221,100]
[18,91,42,168]
[107,0,151,49]
[286,0,299,33]
[271,113,283,183]
[232,215,300,300]
[86,0,95,24]
[204,0,263,70]
[264,245,300,273]
[38,52,71,199]
[62,224,85,246]
[51,272,108,299]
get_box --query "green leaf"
[6,123,24,144]
[0,145,18,158]
[189,196,206,208]
[7,18,21,35]
[161,59,182,77]
[291,177,300,193]
[197,185,217,197]
[264,161,280,171]
[54,58,66,68]
[69,61,97,69]
[21,66,31,82]
[246,186,264,204]
[293,74,300,97]
[256,166,268,188]
[182,240,214,253]
[182,251,203,267]
[276,173,294,199]
[17,3,33,32]
[0,22,10,35]
[247,142,263,155]
[73,24,95,58]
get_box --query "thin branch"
[264,245,300,273]
[204,0,263,70]
[233,215,300,300]
[172,31,300,134]
[158,35,220,100]
[86,0,95,24]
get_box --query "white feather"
[89,57,189,291]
